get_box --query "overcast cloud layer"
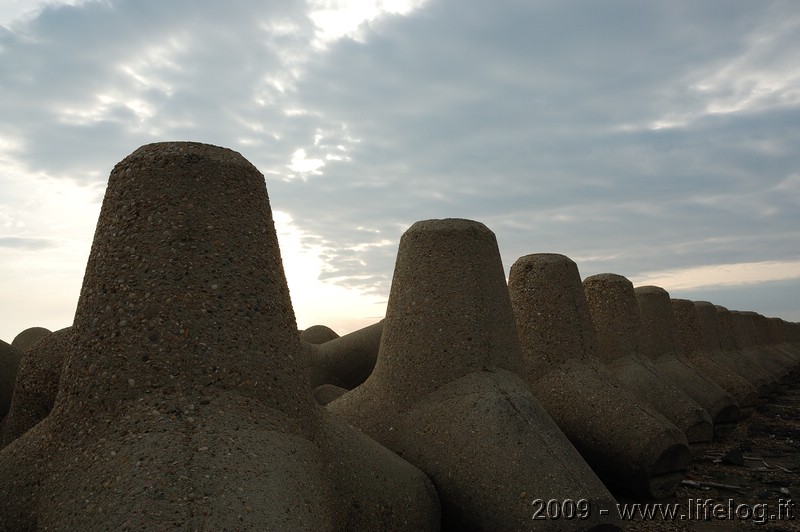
[1,0,799,342]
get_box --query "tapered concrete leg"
[583,274,713,452]
[0,142,440,531]
[330,220,621,529]
[508,254,690,499]
[634,286,739,439]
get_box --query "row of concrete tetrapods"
[0,142,797,530]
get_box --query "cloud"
[631,259,800,291]
[0,0,798,338]
[0,236,59,250]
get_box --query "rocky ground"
[619,373,799,531]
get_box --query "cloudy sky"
[1,0,798,343]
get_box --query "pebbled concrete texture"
[1,327,72,447]
[0,142,440,531]
[677,300,760,412]
[583,274,713,451]
[329,220,620,530]
[508,253,690,499]
[634,286,739,439]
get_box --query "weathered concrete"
[734,311,792,382]
[766,318,800,373]
[312,383,348,405]
[0,142,440,531]
[1,327,71,447]
[679,300,761,411]
[634,286,739,438]
[716,305,778,396]
[509,254,690,498]
[299,324,340,344]
[583,274,713,451]
[305,320,383,390]
[330,220,620,529]
[10,327,52,353]
[0,340,24,421]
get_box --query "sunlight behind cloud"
[307,0,428,46]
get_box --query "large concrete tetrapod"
[679,300,760,412]
[305,320,383,390]
[583,274,713,452]
[11,327,52,353]
[329,220,620,530]
[732,311,790,383]
[508,254,689,499]
[0,142,439,530]
[1,327,71,447]
[0,340,23,423]
[715,304,777,396]
[634,286,739,438]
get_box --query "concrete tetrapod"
[329,220,620,530]
[0,142,440,530]
[0,340,23,423]
[677,300,760,413]
[715,305,778,397]
[299,324,340,345]
[508,254,690,499]
[1,327,72,447]
[634,286,739,438]
[305,319,383,391]
[752,314,800,376]
[766,318,800,374]
[583,274,713,453]
[732,311,790,384]
[10,327,52,353]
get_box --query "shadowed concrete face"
[299,324,340,344]
[733,311,791,381]
[11,327,52,353]
[509,254,690,498]
[330,221,620,529]
[305,320,383,390]
[716,305,778,396]
[0,142,440,530]
[0,340,23,421]
[634,286,739,438]
[681,300,761,409]
[583,274,713,450]
[1,327,71,448]
[766,318,800,371]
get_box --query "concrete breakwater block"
[0,142,440,530]
[732,311,792,383]
[634,286,739,439]
[329,220,620,530]
[1,327,72,447]
[676,300,760,413]
[299,324,340,344]
[0,340,23,422]
[305,320,383,391]
[508,253,690,499]
[583,274,713,452]
[715,304,778,396]
[11,327,52,353]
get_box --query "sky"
[0,0,798,344]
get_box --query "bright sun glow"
[273,211,387,335]
[307,0,428,46]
